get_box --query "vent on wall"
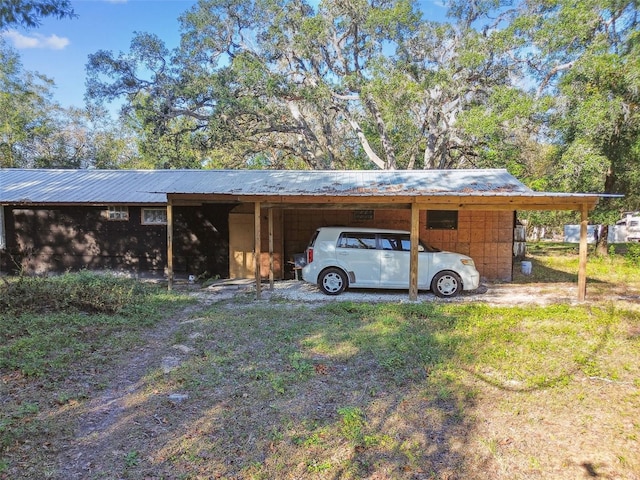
[353,210,374,222]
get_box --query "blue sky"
[2,0,447,111]
[2,0,197,109]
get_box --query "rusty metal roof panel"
[159,168,533,196]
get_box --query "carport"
[162,169,602,301]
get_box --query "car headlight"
[460,259,475,267]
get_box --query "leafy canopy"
[0,0,75,29]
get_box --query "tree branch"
[536,61,575,98]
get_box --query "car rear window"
[307,230,320,247]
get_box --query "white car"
[301,227,480,298]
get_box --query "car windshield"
[421,242,441,252]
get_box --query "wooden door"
[229,213,255,279]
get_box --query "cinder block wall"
[282,208,514,281]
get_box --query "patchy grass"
[0,272,189,378]
[1,251,639,479]
[142,300,638,480]
[514,242,640,298]
[0,272,194,476]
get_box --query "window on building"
[427,210,458,230]
[107,206,129,221]
[142,208,167,225]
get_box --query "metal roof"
[0,169,175,204]
[0,168,602,206]
[159,168,532,196]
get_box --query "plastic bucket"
[521,261,532,275]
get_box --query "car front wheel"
[318,268,348,295]
[431,271,462,298]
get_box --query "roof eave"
[166,191,607,211]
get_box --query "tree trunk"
[424,132,437,169]
[364,93,396,170]
[596,224,609,256]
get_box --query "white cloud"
[1,30,70,50]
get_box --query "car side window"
[379,234,403,251]
[337,233,377,249]
[379,234,425,252]
[398,235,428,252]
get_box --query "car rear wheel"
[318,268,348,295]
[431,271,462,298]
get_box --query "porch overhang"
[166,190,603,302]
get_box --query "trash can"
[521,261,532,275]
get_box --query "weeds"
[624,242,640,266]
[288,351,315,379]
[124,450,140,468]
[0,270,149,315]
[337,406,365,444]
[306,459,332,473]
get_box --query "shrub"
[625,243,640,266]
[0,271,148,315]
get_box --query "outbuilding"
[0,168,602,300]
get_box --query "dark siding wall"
[1,204,234,277]
[173,204,234,277]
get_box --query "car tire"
[318,268,348,295]
[431,271,462,298]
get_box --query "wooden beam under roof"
[167,193,601,212]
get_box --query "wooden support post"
[577,204,589,302]
[409,202,420,301]
[255,202,262,300]
[167,200,174,291]
[268,208,274,290]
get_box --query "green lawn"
[1,248,639,479]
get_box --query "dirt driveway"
[197,278,602,307]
